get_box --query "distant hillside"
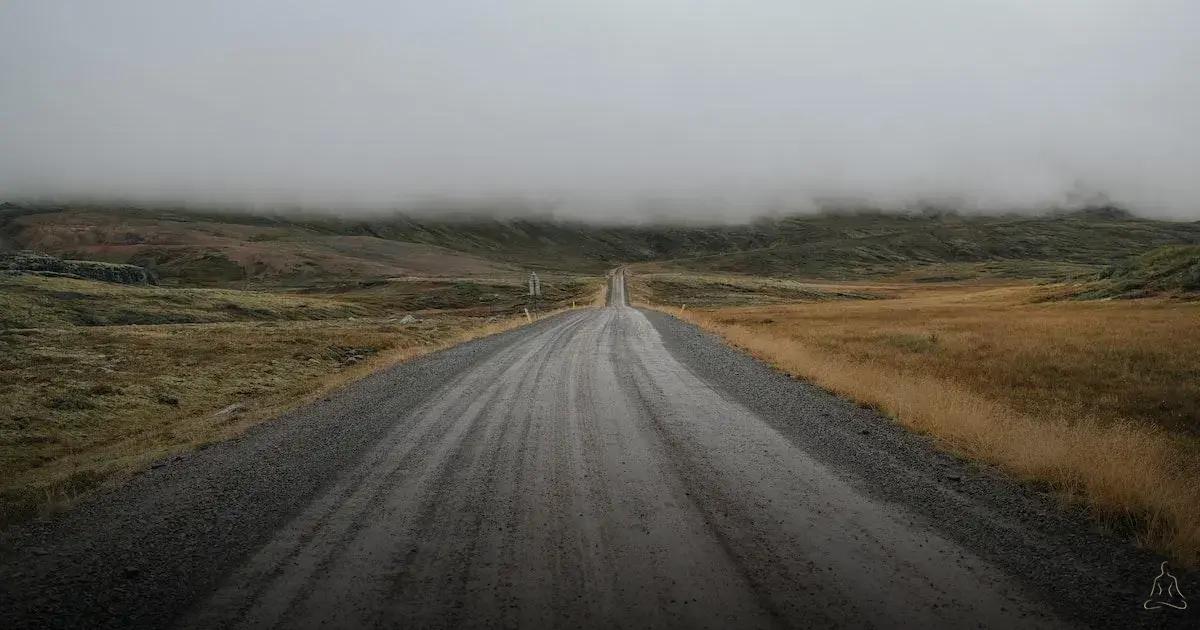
[1062,245,1200,299]
[3,203,1199,284]
[0,206,515,287]
[647,211,1200,278]
[354,207,1200,278]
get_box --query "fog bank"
[2,1,1198,219]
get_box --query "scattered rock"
[211,403,246,418]
[945,474,962,482]
[29,547,49,556]
[122,566,140,579]
[0,250,153,285]
[155,393,180,406]
[398,314,418,324]
[328,345,377,366]
[859,429,871,435]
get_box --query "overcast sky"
[1,1,1198,219]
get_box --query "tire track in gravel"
[2,272,1192,629]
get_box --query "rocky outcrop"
[0,250,154,285]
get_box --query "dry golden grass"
[637,279,1200,565]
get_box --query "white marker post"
[528,271,542,315]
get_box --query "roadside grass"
[0,276,604,527]
[315,274,603,315]
[0,273,604,329]
[634,276,1200,565]
[629,272,883,307]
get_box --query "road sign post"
[527,271,542,314]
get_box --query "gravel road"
[0,273,1193,629]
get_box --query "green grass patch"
[1068,245,1200,299]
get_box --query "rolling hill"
[4,203,1200,285]
[1,205,516,287]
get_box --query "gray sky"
[2,1,1198,219]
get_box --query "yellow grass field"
[636,276,1200,565]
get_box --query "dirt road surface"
[0,273,1192,629]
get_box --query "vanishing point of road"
[0,273,1189,629]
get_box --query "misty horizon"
[2,1,1198,220]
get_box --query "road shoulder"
[0,311,588,630]
[640,308,1196,630]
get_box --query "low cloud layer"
[2,1,1198,219]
